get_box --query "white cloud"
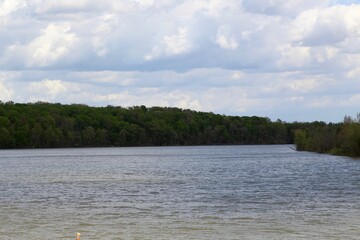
[31,0,91,14]
[0,0,26,17]
[1,0,358,73]
[216,35,238,50]
[291,5,360,46]
[242,0,329,16]
[308,96,334,108]
[276,45,311,68]
[130,0,155,9]
[311,46,339,63]
[163,27,191,55]
[232,71,243,79]
[5,23,81,68]
[0,80,13,101]
[288,96,305,102]
[90,14,119,57]
[163,90,202,111]
[339,94,360,107]
[201,86,276,114]
[145,27,192,60]
[1,1,360,122]
[1,67,360,122]
[347,66,360,78]
[29,79,67,99]
[170,0,240,19]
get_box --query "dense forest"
[294,114,360,157]
[0,101,295,149]
[1,101,359,157]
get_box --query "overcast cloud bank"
[1,0,360,122]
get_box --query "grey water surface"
[1,145,360,239]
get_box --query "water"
[1,145,360,239]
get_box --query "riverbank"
[294,119,360,157]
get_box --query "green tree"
[294,129,307,151]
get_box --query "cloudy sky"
[1,0,360,122]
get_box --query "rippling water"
[1,145,360,239]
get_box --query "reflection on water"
[1,145,360,239]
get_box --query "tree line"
[294,114,360,157]
[0,101,294,149]
[1,101,359,157]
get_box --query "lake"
[1,145,360,239]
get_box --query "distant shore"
[0,101,293,149]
